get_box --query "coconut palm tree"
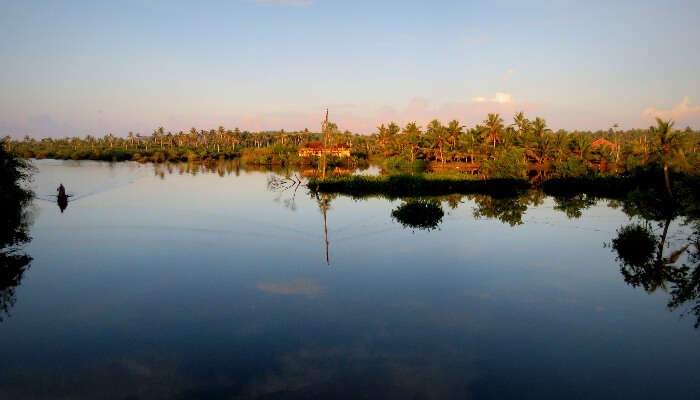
[531,117,552,138]
[481,113,504,150]
[401,122,422,162]
[571,133,592,161]
[512,111,529,136]
[189,127,199,148]
[426,119,448,165]
[446,120,464,151]
[650,117,684,199]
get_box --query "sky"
[1,0,699,138]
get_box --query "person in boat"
[57,184,68,213]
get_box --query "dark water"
[1,159,698,399]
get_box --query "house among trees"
[298,142,351,158]
[591,138,618,150]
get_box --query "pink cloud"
[642,96,700,127]
[471,92,514,104]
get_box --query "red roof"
[301,142,349,149]
[591,138,617,149]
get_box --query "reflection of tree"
[610,192,700,328]
[391,200,444,231]
[267,174,303,212]
[0,141,34,321]
[612,222,688,293]
[668,227,700,327]
[472,195,528,226]
[311,192,336,265]
[0,252,32,321]
[552,193,597,219]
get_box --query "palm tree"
[480,113,504,150]
[512,112,529,136]
[189,127,199,148]
[401,122,422,162]
[446,120,464,151]
[426,119,447,165]
[571,133,592,161]
[531,117,552,138]
[552,131,569,163]
[650,117,684,199]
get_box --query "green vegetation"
[610,199,700,327]
[4,114,698,180]
[0,141,34,321]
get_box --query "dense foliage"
[0,141,34,321]
[4,113,698,180]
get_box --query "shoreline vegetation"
[0,141,34,320]
[306,171,700,209]
[2,113,698,196]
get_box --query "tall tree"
[481,113,504,150]
[651,117,684,199]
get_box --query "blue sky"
[1,0,699,137]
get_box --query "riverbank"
[308,169,700,203]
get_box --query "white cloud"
[642,96,700,126]
[471,92,514,104]
[500,68,516,85]
[246,0,313,6]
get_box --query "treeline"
[3,126,325,163]
[3,112,699,179]
[367,114,699,179]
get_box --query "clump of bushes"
[552,158,589,178]
[481,149,527,179]
[391,200,444,230]
[309,174,528,198]
[381,156,427,174]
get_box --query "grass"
[308,169,700,203]
[307,174,530,198]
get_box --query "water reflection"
[57,192,68,213]
[6,160,700,398]
[0,191,34,321]
[610,188,700,327]
[268,174,303,212]
[315,192,331,265]
[391,200,444,231]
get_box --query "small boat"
[57,184,68,213]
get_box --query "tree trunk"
[657,217,672,265]
[663,162,673,199]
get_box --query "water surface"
[1,159,698,399]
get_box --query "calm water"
[1,159,698,399]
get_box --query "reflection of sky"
[1,160,699,399]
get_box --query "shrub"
[481,149,527,179]
[553,158,589,178]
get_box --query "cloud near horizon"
[5,96,684,138]
[471,93,514,104]
[642,96,700,127]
